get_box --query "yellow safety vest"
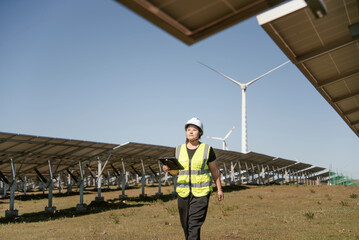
[176,143,212,198]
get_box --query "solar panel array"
[0,132,327,183]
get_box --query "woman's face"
[186,125,200,142]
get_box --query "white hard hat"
[185,117,203,135]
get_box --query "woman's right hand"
[162,165,170,172]
[163,165,179,175]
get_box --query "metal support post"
[45,160,56,213]
[237,161,242,184]
[223,163,228,186]
[149,166,156,186]
[281,169,285,184]
[245,162,250,184]
[266,165,270,185]
[111,164,121,189]
[135,174,139,186]
[251,164,256,184]
[57,174,62,193]
[30,178,34,190]
[310,173,314,185]
[23,176,27,195]
[5,159,18,218]
[41,181,45,194]
[67,173,72,193]
[296,172,299,184]
[85,175,89,187]
[116,175,121,189]
[230,162,235,185]
[95,156,104,202]
[285,169,290,184]
[273,167,280,183]
[3,183,7,198]
[139,160,147,198]
[76,161,87,211]
[257,164,262,185]
[119,159,128,199]
[107,171,111,189]
[164,172,169,186]
[313,174,316,185]
[126,171,130,187]
[306,172,309,185]
[151,174,155,186]
[261,165,266,185]
[288,169,292,183]
[270,167,274,183]
[155,160,163,197]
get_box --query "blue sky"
[1,0,358,178]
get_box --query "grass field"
[0,184,358,240]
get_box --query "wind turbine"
[206,126,236,150]
[199,60,290,154]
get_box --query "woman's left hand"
[218,190,224,201]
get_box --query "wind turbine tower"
[206,126,235,150]
[199,61,290,154]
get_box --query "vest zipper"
[188,150,192,193]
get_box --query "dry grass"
[0,184,358,240]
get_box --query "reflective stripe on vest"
[178,169,210,175]
[177,182,212,188]
[176,143,212,198]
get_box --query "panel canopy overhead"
[115,0,288,45]
[257,0,359,137]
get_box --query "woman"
[163,117,224,240]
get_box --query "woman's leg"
[187,194,210,240]
[178,195,190,239]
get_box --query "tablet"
[159,157,184,170]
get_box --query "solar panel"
[257,0,359,137]
[0,132,117,177]
[115,0,288,45]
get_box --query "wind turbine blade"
[206,136,224,141]
[224,125,236,139]
[246,60,290,87]
[198,61,243,87]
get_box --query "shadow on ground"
[214,184,250,193]
[14,191,92,201]
[0,184,251,223]
[0,200,145,224]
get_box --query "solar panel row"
[0,131,327,183]
[0,131,329,218]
